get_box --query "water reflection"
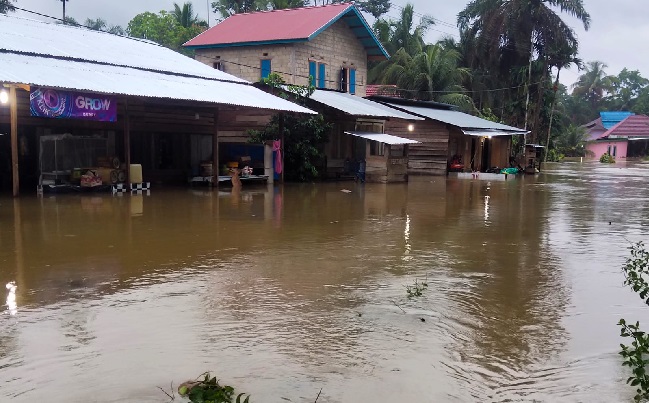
[5,281,16,316]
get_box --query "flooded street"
[2,162,649,402]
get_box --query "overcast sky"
[13,0,648,86]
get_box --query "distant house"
[586,114,649,160]
[184,3,388,96]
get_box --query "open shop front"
[447,128,514,173]
[0,87,277,194]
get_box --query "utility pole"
[60,0,69,23]
[207,0,210,26]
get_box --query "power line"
[9,6,541,96]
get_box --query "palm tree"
[173,2,207,28]
[571,61,615,109]
[0,0,15,14]
[84,18,107,31]
[458,0,591,140]
[380,45,474,111]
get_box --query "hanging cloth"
[273,140,283,174]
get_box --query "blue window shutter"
[318,63,326,89]
[261,59,271,79]
[309,61,316,87]
[349,69,356,94]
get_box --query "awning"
[462,130,518,137]
[309,90,423,120]
[381,102,528,135]
[344,131,419,145]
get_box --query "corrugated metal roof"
[0,15,246,82]
[183,4,388,58]
[598,115,649,139]
[344,131,419,145]
[600,111,634,129]
[0,53,316,114]
[383,103,527,134]
[463,130,516,137]
[309,90,422,120]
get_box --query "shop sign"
[30,88,117,122]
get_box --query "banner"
[30,88,117,122]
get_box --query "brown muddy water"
[1,162,649,402]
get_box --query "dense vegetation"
[3,0,648,158]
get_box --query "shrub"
[600,152,616,163]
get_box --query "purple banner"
[30,88,117,122]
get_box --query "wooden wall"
[385,119,450,176]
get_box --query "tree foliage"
[0,0,15,14]
[248,73,332,182]
[127,10,206,55]
[173,2,208,28]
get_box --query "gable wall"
[194,19,369,96]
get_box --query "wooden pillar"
[123,98,131,188]
[9,86,18,197]
[279,113,285,183]
[212,108,219,188]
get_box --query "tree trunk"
[530,55,549,144]
[544,68,562,162]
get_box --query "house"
[183,4,528,178]
[0,15,314,195]
[586,114,649,160]
[298,89,422,182]
[183,3,388,96]
[368,97,528,175]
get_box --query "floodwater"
[1,163,649,402]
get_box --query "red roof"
[597,114,649,139]
[184,3,354,47]
[365,84,401,98]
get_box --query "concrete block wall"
[194,19,369,95]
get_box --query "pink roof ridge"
[597,114,649,140]
[184,3,354,48]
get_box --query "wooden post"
[212,108,219,188]
[279,113,284,183]
[124,98,131,188]
[9,86,18,197]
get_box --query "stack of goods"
[95,156,126,184]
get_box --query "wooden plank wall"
[385,119,450,176]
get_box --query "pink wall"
[586,140,628,159]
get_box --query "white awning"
[462,130,518,137]
[344,131,419,145]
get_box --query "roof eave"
[184,38,307,49]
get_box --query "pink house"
[586,114,649,160]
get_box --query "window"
[349,68,356,94]
[260,59,271,79]
[318,63,326,89]
[607,145,611,155]
[309,61,316,87]
[370,141,385,156]
[613,145,617,156]
[340,68,348,92]
[213,61,223,71]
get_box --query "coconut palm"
[381,45,474,111]
[0,0,15,14]
[571,61,615,109]
[173,2,207,28]
[84,18,107,30]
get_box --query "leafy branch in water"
[170,373,250,403]
[619,242,649,401]
[405,277,428,298]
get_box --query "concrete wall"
[587,140,628,159]
[194,19,369,95]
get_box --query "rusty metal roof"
[183,3,388,59]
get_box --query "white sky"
[12,0,649,86]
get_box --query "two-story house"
[184,3,388,97]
